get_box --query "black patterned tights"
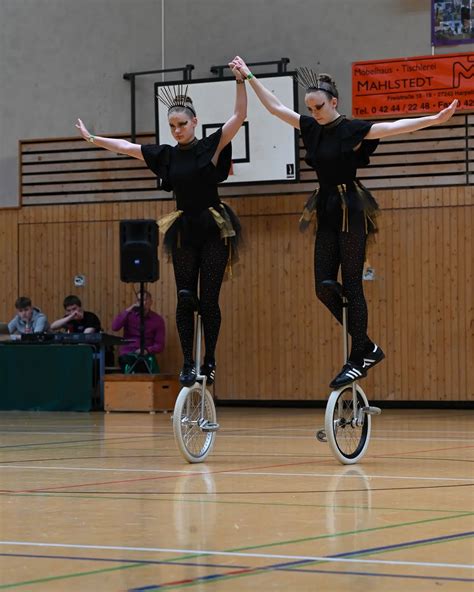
[314,221,373,364]
[172,237,229,364]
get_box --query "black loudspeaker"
[120,219,159,283]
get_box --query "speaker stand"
[127,282,153,374]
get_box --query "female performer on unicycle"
[231,56,457,389]
[76,62,246,388]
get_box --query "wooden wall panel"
[0,186,472,401]
[0,209,20,323]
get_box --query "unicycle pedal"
[199,419,220,432]
[360,406,381,415]
[316,429,327,442]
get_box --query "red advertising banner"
[352,52,474,118]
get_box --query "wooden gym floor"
[0,407,473,591]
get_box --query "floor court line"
[375,444,474,456]
[3,428,472,441]
[128,560,474,592]
[0,435,163,451]
[125,531,474,590]
[0,552,247,569]
[2,528,474,588]
[0,461,324,493]
[0,562,145,590]
[0,464,472,484]
[279,568,473,583]
[1,550,473,590]
[330,530,474,557]
[2,532,474,591]
[0,541,472,570]
[228,511,474,553]
[0,459,323,494]
[225,428,474,435]
[1,452,473,465]
[197,433,474,443]
[2,490,470,516]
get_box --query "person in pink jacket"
[111,291,165,371]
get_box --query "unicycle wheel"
[325,384,371,465]
[173,385,217,463]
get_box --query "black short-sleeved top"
[65,311,102,334]
[141,128,231,216]
[299,114,379,187]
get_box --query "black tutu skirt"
[160,202,242,265]
[299,180,380,236]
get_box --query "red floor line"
[156,567,257,589]
[0,459,317,494]
[373,444,474,457]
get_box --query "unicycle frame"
[341,292,360,426]
[193,309,208,412]
[193,310,217,429]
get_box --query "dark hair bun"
[316,73,338,98]
[317,73,336,87]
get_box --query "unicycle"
[172,290,219,463]
[316,280,381,464]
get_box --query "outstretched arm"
[231,56,300,129]
[365,100,458,140]
[212,63,248,164]
[75,119,144,160]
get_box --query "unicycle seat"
[178,289,201,314]
[319,279,345,299]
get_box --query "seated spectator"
[9,296,49,335]
[50,295,101,334]
[111,291,165,372]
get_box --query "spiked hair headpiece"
[296,67,338,98]
[156,84,196,116]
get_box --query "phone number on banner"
[352,53,474,118]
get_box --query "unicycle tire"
[325,384,371,465]
[173,385,217,463]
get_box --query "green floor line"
[1,507,472,589]
[0,490,469,516]
[153,510,474,566]
[286,531,474,569]
[231,511,474,553]
[129,532,474,591]
[0,561,144,590]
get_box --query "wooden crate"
[104,373,180,412]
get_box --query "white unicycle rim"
[173,384,217,463]
[324,383,371,465]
